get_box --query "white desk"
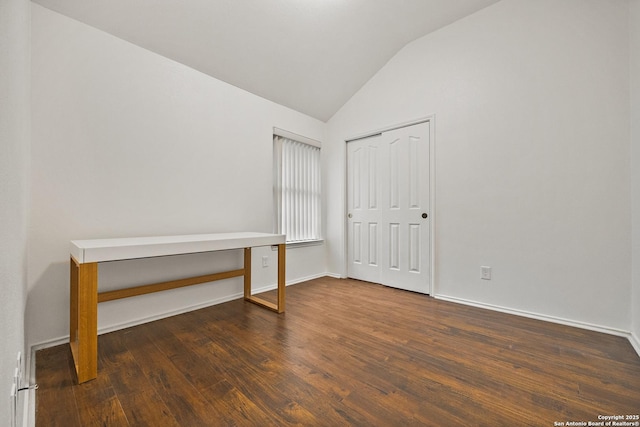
[69,232,286,383]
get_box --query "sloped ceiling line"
[32,0,500,121]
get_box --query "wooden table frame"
[69,232,285,383]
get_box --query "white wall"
[326,0,632,332]
[0,0,29,423]
[631,0,640,349]
[27,0,639,353]
[30,4,326,348]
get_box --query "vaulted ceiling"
[32,0,499,121]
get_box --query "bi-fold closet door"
[347,121,430,294]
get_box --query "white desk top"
[70,232,286,264]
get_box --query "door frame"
[343,115,436,295]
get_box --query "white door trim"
[343,115,436,295]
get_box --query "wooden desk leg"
[70,258,78,347]
[69,258,98,383]
[277,243,285,313]
[243,247,252,300]
[243,245,285,313]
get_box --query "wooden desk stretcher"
[69,232,286,383]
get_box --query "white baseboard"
[435,294,637,352]
[30,274,331,351]
[25,277,639,426]
[97,291,247,336]
[31,291,246,351]
[29,278,640,357]
[629,332,640,358]
[26,274,331,427]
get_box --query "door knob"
[422,213,428,219]
[348,213,353,218]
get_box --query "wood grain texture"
[244,247,252,299]
[97,269,245,303]
[244,245,286,313]
[69,258,78,344]
[38,277,640,426]
[69,260,98,383]
[244,295,278,312]
[277,243,285,313]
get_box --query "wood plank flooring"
[36,277,640,426]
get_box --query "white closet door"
[347,121,430,294]
[347,134,383,284]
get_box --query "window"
[273,130,321,243]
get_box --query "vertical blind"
[274,135,321,242]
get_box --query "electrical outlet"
[481,266,492,280]
[262,256,269,268]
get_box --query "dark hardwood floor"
[36,277,640,426]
